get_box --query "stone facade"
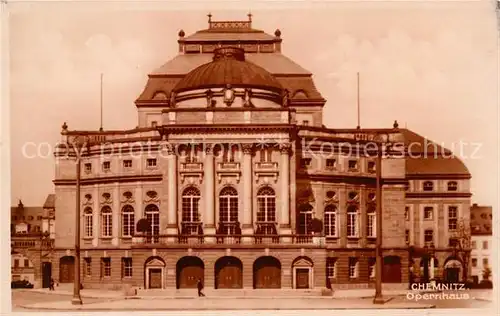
[48,16,472,290]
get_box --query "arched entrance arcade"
[214,256,243,289]
[253,256,281,289]
[176,256,204,289]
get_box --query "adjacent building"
[50,15,472,290]
[10,196,56,287]
[470,204,492,284]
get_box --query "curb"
[17,289,123,300]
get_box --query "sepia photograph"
[3,0,498,313]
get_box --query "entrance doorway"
[59,256,75,283]
[292,256,314,289]
[176,256,204,289]
[215,256,243,289]
[253,256,281,288]
[382,256,402,283]
[42,262,52,288]
[444,258,462,283]
[295,268,310,289]
[144,256,166,289]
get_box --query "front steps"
[136,288,328,298]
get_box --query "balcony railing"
[132,234,324,246]
[255,162,278,170]
[217,162,240,170]
[180,162,203,171]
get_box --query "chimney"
[472,203,478,208]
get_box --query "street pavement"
[9,288,494,312]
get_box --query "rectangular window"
[300,158,312,168]
[326,258,336,279]
[448,206,458,230]
[472,258,477,267]
[326,159,336,169]
[123,160,132,168]
[324,209,337,237]
[483,258,489,266]
[367,161,376,173]
[151,121,157,127]
[424,229,434,245]
[14,259,19,268]
[348,258,358,279]
[101,258,111,278]
[369,257,376,279]
[84,258,92,277]
[348,160,358,170]
[471,241,477,249]
[147,158,157,167]
[259,148,272,163]
[37,216,42,220]
[103,161,111,171]
[122,258,133,278]
[405,206,410,221]
[483,241,488,250]
[405,230,410,245]
[424,207,433,220]
[84,163,92,173]
[24,259,29,267]
[302,120,309,126]
[366,211,376,238]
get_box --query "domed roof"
[173,47,283,93]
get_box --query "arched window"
[182,187,201,234]
[122,205,135,237]
[256,187,276,223]
[366,205,376,238]
[144,204,160,243]
[101,206,112,237]
[447,181,458,191]
[324,205,337,237]
[223,144,238,163]
[423,181,434,191]
[347,205,358,238]
[219,187,238,234]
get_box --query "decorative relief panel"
[259,44,274,53]
[121,191,135,204]
[144,190,160,203]
[82,193,93,207]
[100,193,112,205]
[184,44,200,53]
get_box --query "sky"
[7,1,499,208]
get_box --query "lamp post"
[70,136,85,305]
[39,231,50,288]
[373,140,384,304]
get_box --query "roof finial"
[208,12,212,23]
[248,12,252,22]
[393,120,399,129]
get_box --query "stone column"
[135,186,143,227]
[242,144,254,243]
[92,185,99,247]
[112,184,120,246]
[166,147,178,237]
[279,143,292,236]
[204,144,216,242]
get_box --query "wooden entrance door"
[445,268,460,283]
[59,257,74,283]
[178,265,204,288]
[149,268,162,289]
[382,256,402,283]
[254,258,281,288]
[215,257,242,289]
[295,268,309,289]
[42,262,52,288]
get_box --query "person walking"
[49,278,55,291]
[197,278,205,297]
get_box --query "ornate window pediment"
[83,194,93,206]
[293,258,313,267]
[145,258,165,267]
[144,190,159,203]
[121,191,134,204]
